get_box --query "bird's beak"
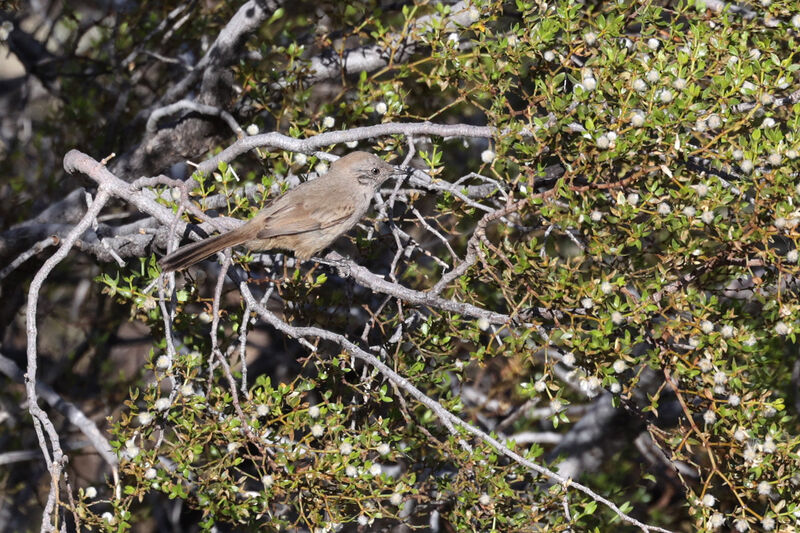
[392,166,413,181]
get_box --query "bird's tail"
[159,229,247,272]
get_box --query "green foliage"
[63,0,800,531]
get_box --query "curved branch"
[239,282,675,533]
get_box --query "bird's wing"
[255,200,355,239]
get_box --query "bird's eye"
[370,167,380,175]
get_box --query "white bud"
[775,321,791,335]
[154,398,171,411]
[709,513,724,528]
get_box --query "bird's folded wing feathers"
[255,203,354,239]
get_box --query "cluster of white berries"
[702,493,716,507]
[579,68,597,92]
[155,354,170,370]
[630,110,646,127]
[596,130,617,149]
[579,375,602,398]
[733,517,749,531]
[154,397,170,411]
[340,441,353,455]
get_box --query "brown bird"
[159,151,403,271]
